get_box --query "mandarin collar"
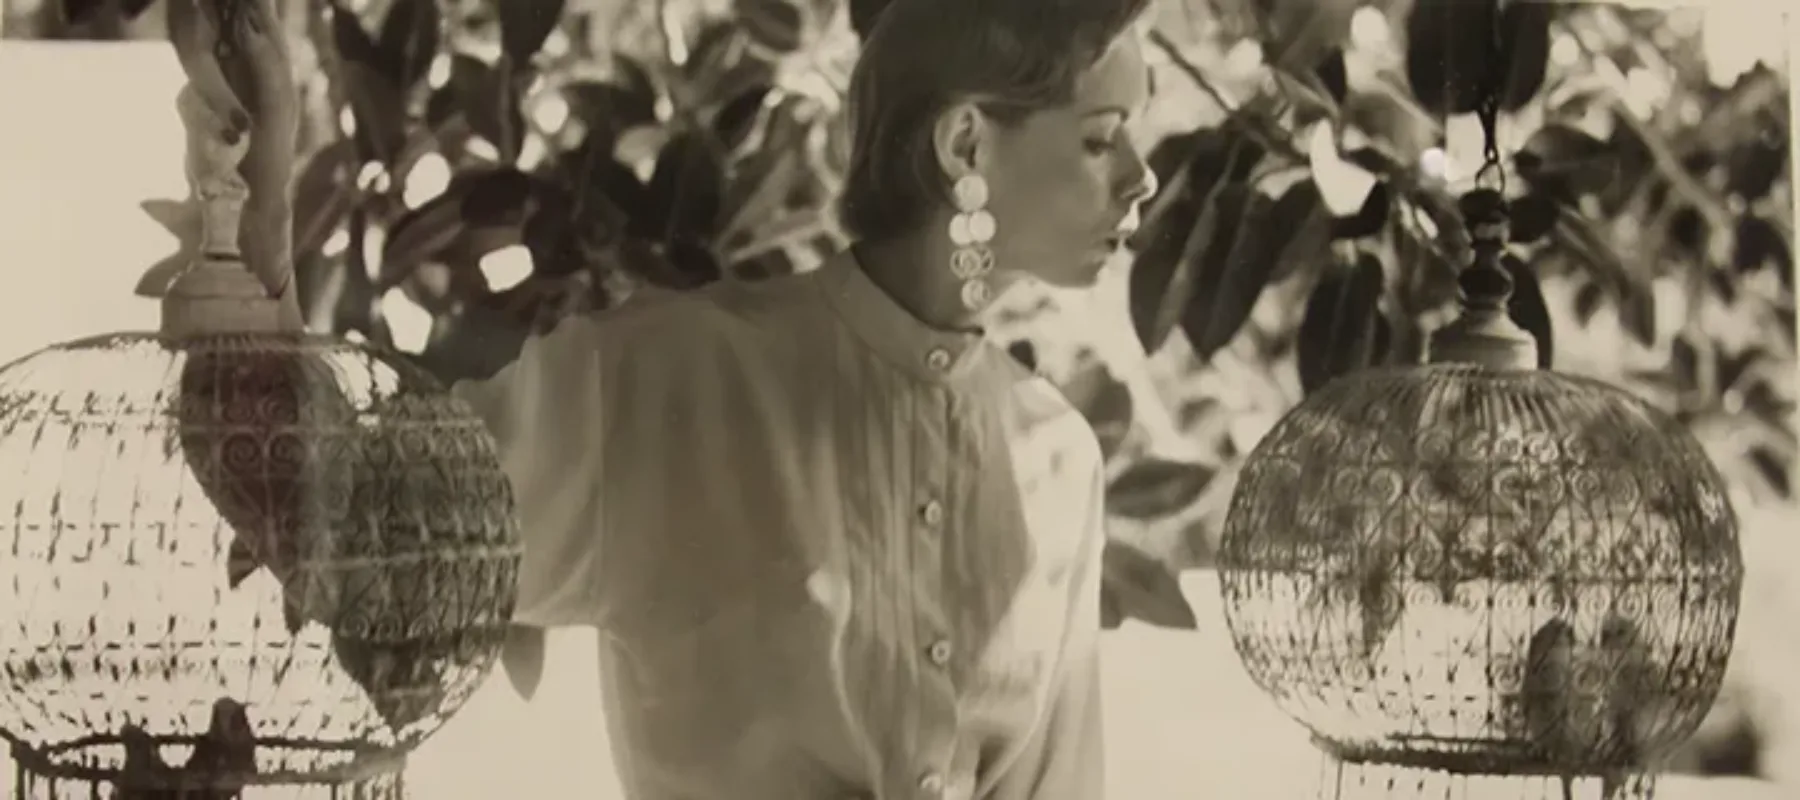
[815,250,986,383]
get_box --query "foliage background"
[5,0,1797,789]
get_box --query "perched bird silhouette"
[114,698,259,800]
[1521,617,1596,800]
[117,722,179,796]
[1597,613,1657,800]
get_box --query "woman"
[454,0,1157,796]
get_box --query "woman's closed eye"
[1082,126,1124,155]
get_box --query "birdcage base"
[1314,757,1655,800]
[10,736,408,799]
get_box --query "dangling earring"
[948,174,997,311]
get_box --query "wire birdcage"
[0,5,522,792]
[0,332,520,797]
[1217,190,1744,800]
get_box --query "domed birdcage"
[0,3,521,796]
[1216,188,1743,800]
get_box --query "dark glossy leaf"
[1316,49,1349,105]
[1141,188,1249,356]
[1269,180,1331,282]
[1728,127,1787,202]
[1669,336,1700,391]
[415,301,532,384]
[563,80,659,153]
[448,54,527,162]
[1188,126,1267,191]
[667,237,725,286]
[562,136,646,236]
[1343,92,1438,164]
[1127,206,1198,351]
[736,0,807,53]
[334,5,408,164]
[1061,364,1134,461]
[1668,206,1707,258]
[1508,192,1560,244]
[639,132,728,245]
[1573,281,1605,324]
[292,141,360,259]
[1717,345,1767,395]
[1551,212,1639,299]
[1339,145,1408,177]
[1618,282,1658,347]
[1100,589,1124,630]
[501,625,547,701]
[498,0,567,64]
[459,169,537,227]
[1263,0,1359,74]
[1733,215,1790,274]
[1182,191,1283,360]
[1502,255,1554,368]
[331,2,386,67]
[335,211,378,335]
[520,195,593,279]
[715,84,774,152]
[380,202,466,288]
[381,169,541,285]
[1515,125,1617,198]
[1099,539,1198,631]
[1405,0,1496,116]
[377,0,441,90]
[849,0,890,40]
[1749,445,1792,498]
[1146,130,1202,198]
[1107,459,1214,521]
[1497,0,1554,111]
[1297,252,1385,394]
[1330,181,1390,240]
[1129,129,1262,353]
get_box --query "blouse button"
[926,638,953,666]
[919,499,945,527]
[925,347,953,372]
[918,771,946,795]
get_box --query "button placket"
[892,383,961,800]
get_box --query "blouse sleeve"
[451,315,612,629]
[989,461,1110,800]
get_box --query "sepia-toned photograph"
[0,0,1793,797]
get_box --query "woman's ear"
[931,101,988,181]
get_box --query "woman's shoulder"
[567,269,837,385]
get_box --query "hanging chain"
[1473,0,1509,194]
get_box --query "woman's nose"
[1121,147,1157,205]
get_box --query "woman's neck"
[850,229,1010,335]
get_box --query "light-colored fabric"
[451,251,1107,799]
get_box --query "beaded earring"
[948,174,997,311]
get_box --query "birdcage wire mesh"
[1218,362,1742,799]
[0,332,520,796]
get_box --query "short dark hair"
[838,0,1153,243]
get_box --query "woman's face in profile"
[984,34,1154,289]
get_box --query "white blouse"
[452,251,1108,799]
